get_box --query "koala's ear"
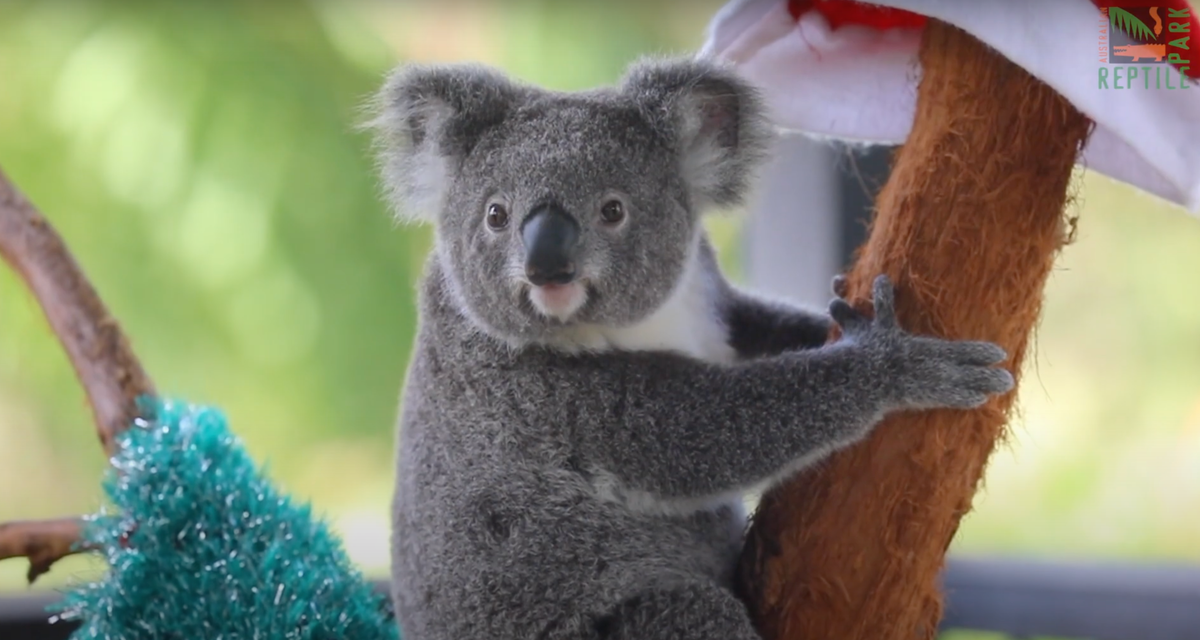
[367,63,523,223]
[621,57,774,212]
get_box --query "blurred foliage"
[0,6,1197,640]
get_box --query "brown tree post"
[735,19,1092,640]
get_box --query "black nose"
[521,204,580,286]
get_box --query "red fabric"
[786,0,1196,79]
[1090,0,1185,7]
[787,0,926,29]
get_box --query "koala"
[368,55,1014,640]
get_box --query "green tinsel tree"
[52,397,400,640]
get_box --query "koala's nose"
[521,204,580,286]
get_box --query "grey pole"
[742,134,840,306]
[741,133,893,304]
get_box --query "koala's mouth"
[527,281,590,322]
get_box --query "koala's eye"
[485,203,510,231]
[599,200,625,226]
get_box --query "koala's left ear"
[621,56,774,212]
[366,63,524,223]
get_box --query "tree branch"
[0,518,93,583]
[0,164,155,582]
[0,166,154,457]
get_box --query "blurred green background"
[0,1,1197,637]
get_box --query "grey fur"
[369,56,1015,640]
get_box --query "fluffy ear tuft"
[621,56,774,213]
[365,63,523,224]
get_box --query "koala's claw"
[831,274,849,298]
[974,367,1016,397]
[923,364,1015,409]
[828,274,897,333]
[869,274,897,328]
[829,298,864,330]
[898,337,1015,410]
[897,338,1017,408]
[946,340,1009,367]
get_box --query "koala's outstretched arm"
[551,276,1014,506]
[559,340,879,504]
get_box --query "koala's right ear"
[366,64,523,223]
[620,57,774,213]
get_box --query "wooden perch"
[0,166,154,456]
[735,19,1092,640]
[0,519,90,583]
[0,165,154,582]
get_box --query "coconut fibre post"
[734,19,1092,640]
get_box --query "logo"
[1098,5,1194,89]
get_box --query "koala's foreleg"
[554,276,1012,507]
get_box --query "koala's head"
[370,56,772,344]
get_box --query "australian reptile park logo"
[1098,4,1195,88]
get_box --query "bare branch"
[0,518,94,584]
[0,164,156,582]
[0,165,155,457]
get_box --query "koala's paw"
[829,274,1015,411]
[830,273,850,299]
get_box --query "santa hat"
[699,0,1200,214]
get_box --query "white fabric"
[699,0,1200,214]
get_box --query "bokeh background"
[1,1,1197,636]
